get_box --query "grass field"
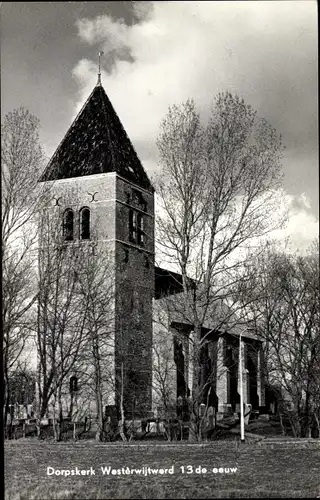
[5,439,320,499]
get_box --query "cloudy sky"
[2,1,318,253]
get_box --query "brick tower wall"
[38,174,118,416]
[114,176,154,418]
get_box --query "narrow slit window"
[63,209,74,241]
[80,207,90,240]
[129,210,137,243]
[137,213,144,246]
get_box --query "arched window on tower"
[69,375,78,393]
[63,209,74,241]
[137,213,145,246]
[80,207,90,240]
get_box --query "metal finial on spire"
[97,51,104,85]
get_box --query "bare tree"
[35,215,92,440]
[77,271,138,443]
[2,108,47,436]
[7,364,36,409]
[153,295,236,441]
[77,281,147,443]
[152,318,176,416]
[242,240,320,437]
[36,201,142,442]
[76,243,116,442]
[36,203,119,442]
[152,301,178,441]
[155,93,284,441]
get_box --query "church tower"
[39,79,155,418]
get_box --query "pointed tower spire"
[39,83,154,192]
[97,51,104,86]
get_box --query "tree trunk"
[6,404,14,440]
[189,325,202,443]
[69,392,74,420]
[119,362,127,442]
[95,387,105,442]
[303,389,312,438]
[93,337,106,442]
[314,413,320,438]
[36,419,41,439]
[279,412,286,436]
[3,368,13,439]
[56,387,63,442]
[35,360,43,439]
[52,401,57,441]
[4,398,11,440]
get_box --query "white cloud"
[72,1,318,254]
[72,1,316,153]
[269,192,319,254]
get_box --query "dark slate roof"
[154,266,184,299]
[39,83,154,192]
[154,266,261,342]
